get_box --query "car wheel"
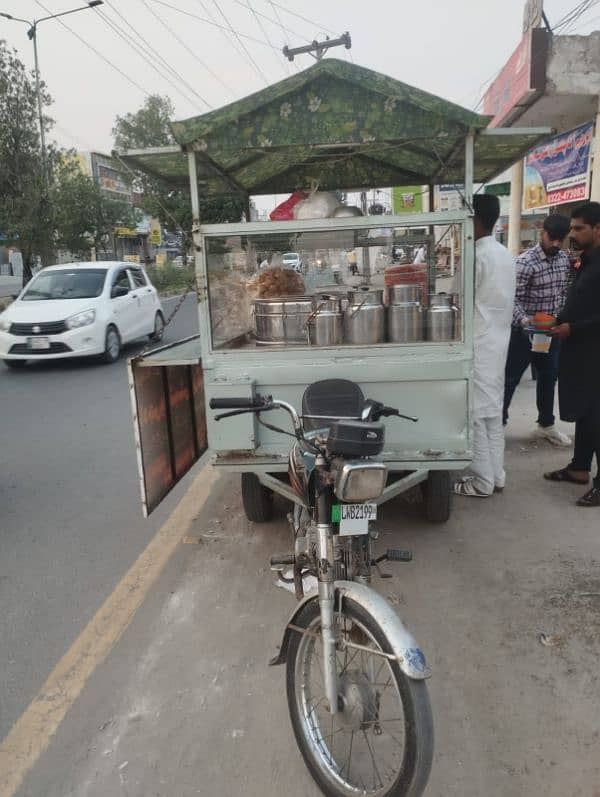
[102,326,121,364]
[5,359,27,370]
[149,311,165,342]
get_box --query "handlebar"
[209,396,265,409]
[209,394,418,440]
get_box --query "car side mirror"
[111,285,129,298]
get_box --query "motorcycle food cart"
[121,59,549,520]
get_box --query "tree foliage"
[0,40,54,280]
[53,157,135,258]
[112,94,245,251]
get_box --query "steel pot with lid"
[425,293,459,342]
[344,286,385,345]
[387,283,423,343]
[307,294,343,346]
[253,296,313,345]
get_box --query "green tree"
[112,95,245,254]
[52,157,135,259]
[0,41,54,282]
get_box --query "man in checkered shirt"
[503,214,572,446]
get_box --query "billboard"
[393,186,423,214]
[483,29,548,128]
[523,121,594,210]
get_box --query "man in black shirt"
[545,202,600,506]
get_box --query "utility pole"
[283,32,351,62]
[0,2,104,193]
[30,27,48,190]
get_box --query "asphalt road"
[0,294,198,741]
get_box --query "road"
[2,302,599,796]
[0,294,198,742]
[8,380,600,797]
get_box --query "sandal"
[544,468,589,485]
[453,479,491,497]
[576,486,600,507]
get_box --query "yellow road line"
[0,465,219,797]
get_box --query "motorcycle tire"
[286,596,433,797]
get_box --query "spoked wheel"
[286,598,433,797]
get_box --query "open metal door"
[128,336,207,516]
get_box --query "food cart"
[121,59,549,520]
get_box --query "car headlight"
[66,309,96,329]
[0,315,10,332]
[334,462,388,502]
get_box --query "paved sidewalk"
[18,380,600,797]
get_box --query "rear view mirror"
[111,285,129,298]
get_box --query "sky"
[1,0,599,157]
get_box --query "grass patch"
[146,262,196,295]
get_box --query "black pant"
[503,327,560,426]
[570,402,600,486]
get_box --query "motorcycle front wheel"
[286,598,433,797]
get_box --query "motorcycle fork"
[314,457,339,715]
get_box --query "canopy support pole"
[188,150,204,303]
[464,131,474,212]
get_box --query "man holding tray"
[502,214,572,445]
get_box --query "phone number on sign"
[547,185,587,205]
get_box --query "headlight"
[334,462,387,502]
[0,315,10,332]
[66,309,96,329]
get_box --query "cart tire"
[423,470,451,523]
[241,473,274,522]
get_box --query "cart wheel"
[423,470,451,523]
[241,473,274,522]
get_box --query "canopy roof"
[117,59,550,196]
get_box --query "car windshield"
[282,253,298,261]
[21,269,107,301]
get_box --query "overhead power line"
[34,0,152,99]
[95,4,209,110]
[211,0,269,84]
[194,0,251,67]
[149,0,279,49]
[230,0,310,42]
[240,0,289,76]
[141,0,234,97]
[267,0,336,36]
[268,0,298,71]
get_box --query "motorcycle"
[210,379,433,797]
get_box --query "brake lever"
[214,405,272,421]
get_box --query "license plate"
[332,503,377,535]
[27,337,50,350]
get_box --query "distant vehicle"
[173,255,194,267]
[0,262,164,369]
[281,252,303,273]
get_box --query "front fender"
[270,580,431,680]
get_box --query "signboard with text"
[523,121,594,210]
[392,186,423,214]
[483,29,548,128]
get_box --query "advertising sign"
[523,121,594,210]
[483,29,548,128]
[393,186,423,214]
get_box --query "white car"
[281,252,303,273]
[0,262,165,369]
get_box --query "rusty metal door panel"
[129,359,207,516]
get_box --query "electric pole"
[283,32,351,62]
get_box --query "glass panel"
[205,222,464,351]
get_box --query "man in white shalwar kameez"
[454,195,516,497]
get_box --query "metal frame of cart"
[121,58,550,518]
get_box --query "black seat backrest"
[302,379,365,432]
